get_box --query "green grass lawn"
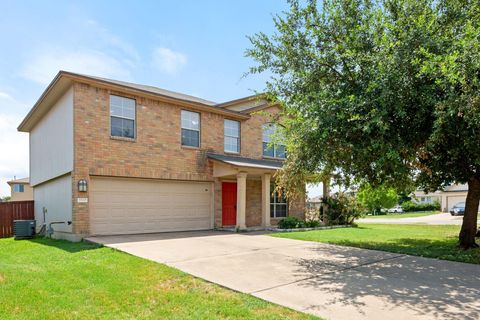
[362,211,440,219]
[0,238,316,320]
[272,224,480,264]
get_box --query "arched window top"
[262,123,286,159]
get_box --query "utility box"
[13,220,36,240]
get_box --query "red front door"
[222,182,237,226]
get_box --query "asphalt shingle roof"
[207,153,283,170]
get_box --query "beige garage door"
[90,177,212,235]
[447,196,466,211]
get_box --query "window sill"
[181,145,201,150]
[224,151,240,155]
[110,136,136,142]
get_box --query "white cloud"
[0,91,13,100]
[1,20,143,196]
[18,20,140,85]
[0,95,29,197]
[20,48,132,85]
[152,47,187,75]
[84,19,140,65]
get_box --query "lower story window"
[420,197,433,203]
[270,185,288,218]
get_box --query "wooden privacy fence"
[0,201,34,238]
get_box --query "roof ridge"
[66,71,218,106]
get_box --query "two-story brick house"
[18,71,305,241]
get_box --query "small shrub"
[322,193,365,225]
[402,200,440,212]
[278,214,322,229]
[278,217,303,229]
[304,220,321,228]
[297,220,306,228]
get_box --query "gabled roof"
[207,153,283,170]
[18,71,256,132]
[216,93,280,114]
[7,177,29,185]
[76,73,217,106]
[216,94,265,108]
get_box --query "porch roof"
[206,153,283,170]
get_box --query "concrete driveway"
[87,231,480,320]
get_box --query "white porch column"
[262,173,271,228]
[236,172,247,230]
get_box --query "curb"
[268,224,355,232]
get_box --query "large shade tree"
[246,0,480,248]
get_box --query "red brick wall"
[70,81,301,234]
[241,106,281,159]
[246,179,262,227]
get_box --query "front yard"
[0,238,316,320]
[272,224,480,264]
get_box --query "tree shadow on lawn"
[27,237,101,253]
[326,238,480,264]
[293,243,480,319]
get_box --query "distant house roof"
[207,153,283,170]
[7,177,29,185]
[414,183,469,194]
[308,196,322,203]
[444,184,468,192]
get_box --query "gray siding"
[30,86,74,186]
[34,174,72,233]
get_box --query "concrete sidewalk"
[87,231,480,320]
[358,212,467,225]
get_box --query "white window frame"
[13,184,24,193]
[262,123,286,159]
[110,95,136,139]
[181,110,201,147]
[224,119,240,153]
[424,197,432,203]
[270,185,288,218]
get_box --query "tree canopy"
[357,184,398,214]
[247,0,480,248]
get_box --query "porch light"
[78,179,88,192]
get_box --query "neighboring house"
[412,184,469,212]
[18,71,305,241]
[307,196,322,210]
[7,177,33,201]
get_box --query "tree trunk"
[459,177,480,249]
[322,177,330,197]
[321,177,330,225]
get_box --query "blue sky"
[0,0,322,197]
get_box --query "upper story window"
[110,95,136,139]
[262,123,286,159]
[13,184,24,193]
[181,110,200,147]
[224,119,240,153]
